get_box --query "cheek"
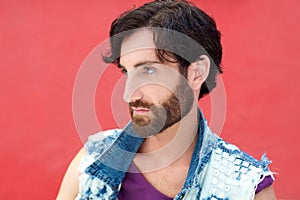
[141,85,173,103]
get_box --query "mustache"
[129,99,154,109]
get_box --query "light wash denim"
[75,109,273,200]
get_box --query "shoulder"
[84,129,122,158]
[73,129,123,199]
[76,129,122,173]
[214,138,272,172]
[57,147,87,200]
[201,137,274,198]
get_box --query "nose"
[123,75,143,103]
[126,89,143,103]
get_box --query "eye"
[143,66,155,74]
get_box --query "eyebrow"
[119,61,161,69]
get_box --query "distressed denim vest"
[75,109,272,200]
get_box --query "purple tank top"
[118,163,273,199]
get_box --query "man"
[57,0,276,199]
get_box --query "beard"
[129,77,195,137]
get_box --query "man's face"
[119,29,195,137]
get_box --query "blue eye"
[143,66,155,74]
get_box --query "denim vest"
[75,110,272,200]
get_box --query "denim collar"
[85,108,213,189]
[85,122,144,187]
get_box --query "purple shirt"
[118,163,273,199]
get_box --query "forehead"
[120,29,157,69]
[119,29,179,71]
[120,29,155,56]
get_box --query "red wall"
[0,0,299,199]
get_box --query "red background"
[1,0,299,199]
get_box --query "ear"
[187,55,210,91]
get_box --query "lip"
[132,107,150,114]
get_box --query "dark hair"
[103,0,223,99]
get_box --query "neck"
[134,103,199,173]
